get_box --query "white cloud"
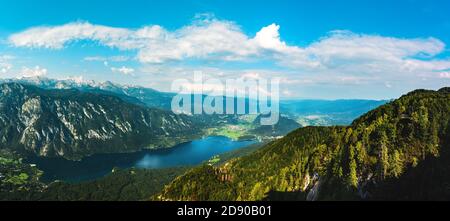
[83,56,106,61]
[20,66,48,78]
[84,55,130,67]
[291,31,446,69]
[0,63,12,74]
[384,82,393,88]
[111,66,134,75]
[252,23,300,54]
[133,19,280,63]
[8,19,299,64]
[9,19,449,73]
[0,55,15,60]
[9,22,134,49]
[0,55,14,74]
[440,72,450,79]
[84,55,130,62]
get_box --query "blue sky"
[1,0,450,99]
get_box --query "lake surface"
[26,136,255,183]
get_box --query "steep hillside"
[158,87,450,201]
[250,115,301,137]
[0,83,201,160]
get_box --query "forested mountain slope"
[158,87,450,201]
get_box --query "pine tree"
[249,182,267,201]
[379,132,390,178]
[348,145,358,187]
[390,150,403,178]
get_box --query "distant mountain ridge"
[0,77,174,109]
[280,99,388,126]
[2,77,388,127]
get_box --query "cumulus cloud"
[9,19,449,72]
[8,19,301,64]
[111,66,135,75]
[9,22,134,49]
[290,31,447,69]
[20,66,48,78]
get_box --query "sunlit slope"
[159,87,450,201]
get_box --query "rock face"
[0,83,201,160]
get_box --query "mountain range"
[0,82,201,160]
[2,77,387,124]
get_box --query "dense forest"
[0,164,188,201]
[158,87,450,201]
